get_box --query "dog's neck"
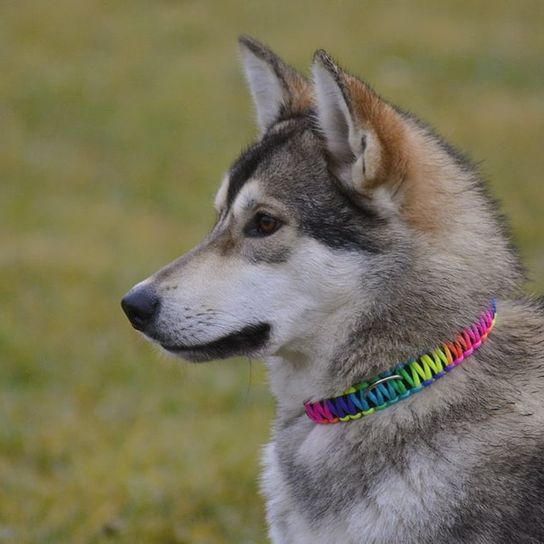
[266,296,496,421]
[266,301,361,415]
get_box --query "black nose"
[121,285,160,331]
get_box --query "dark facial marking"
[160,322,271,362]
[300,196,387,253]
[361,134,367,176]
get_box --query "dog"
[121,36,544,543]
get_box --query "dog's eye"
[246,213,282,237]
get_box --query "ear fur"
[312,50,410,199]
[239,36,311,134]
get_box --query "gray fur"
[122,38,544,543]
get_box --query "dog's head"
[122,37,519,365]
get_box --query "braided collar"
[304,301,497,424]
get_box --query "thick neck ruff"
[305,301,497,424]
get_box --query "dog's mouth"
[158,322,271,362]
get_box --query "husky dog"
[121,37,544,543]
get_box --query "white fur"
[214,174,230,212]
[312,61,356,163]
[240,46,286,134]
[261,422,476,544]
[231,179,262,218]
[156,232,365,361]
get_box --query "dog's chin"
[155,322,272,363]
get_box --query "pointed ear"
[239,36,311,134]
[312,50,410,199]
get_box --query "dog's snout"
[121,285,160,331]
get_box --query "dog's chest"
[261,426,466,544]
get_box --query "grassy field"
[1,1,543,542]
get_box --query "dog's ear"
[312,50,411,201]
[239,36,311,134]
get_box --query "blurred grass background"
[1,0,543,542]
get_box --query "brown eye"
[245,213,282,237]
[258,213,278,234]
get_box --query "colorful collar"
[304,300,497,424]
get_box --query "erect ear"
[239,36,311,135]
[312,49,411,200]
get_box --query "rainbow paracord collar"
[304,301,497,424]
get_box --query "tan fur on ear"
[347,75,458,233]
[313,51,462,234]
[313,50,412,198]
[341,73,410,195]
[284,72,314,115]
[398,128,467,234]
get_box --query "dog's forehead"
[216,119,327,213]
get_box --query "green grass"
[1,1,543,542]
